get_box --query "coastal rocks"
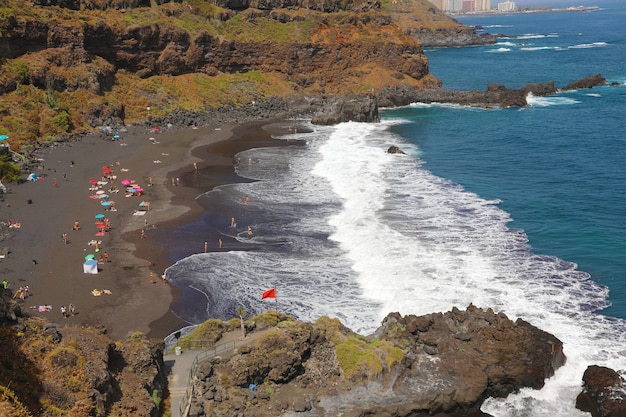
[576,365,626,417]
[562,73,606,91]
[0,289,22,323]
[187,306,565,417]
[387,145,405,154]
[379,79,561,109]
[311,94,379,125]
[0,319,167,417]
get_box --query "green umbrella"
[85,254,96,261]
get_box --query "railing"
[179,340,236,417]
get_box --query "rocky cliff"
[0,292,167,417]
[186,305,565,417]
[0,0,494,146]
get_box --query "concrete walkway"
[165,328,273,417]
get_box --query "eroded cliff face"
[0,0,479,143]
[0,314,166,417]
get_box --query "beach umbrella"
[103,169,112,175]
[134,186,144,192]
[95,214,105,219]
[121,179,132,185]
[96,190,105,195]
[113,135,120,139]
[102,165,111,169]
[0,135,8,141]
[85,254,95,260]
[101,201,111,206]
[89,179,98,184]
[98,194,109,199]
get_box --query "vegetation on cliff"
[0,0,481,151]
[0,315,166,417]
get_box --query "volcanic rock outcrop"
[186,305,565,417]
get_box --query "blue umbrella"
[95,214,105,219]
[101,201,111,206]
[0,135,8,141]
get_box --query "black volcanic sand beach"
[142,121,306,334]
[0,119,303,340]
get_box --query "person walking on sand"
[103,252,109,263]
[150,272,155,284]
[141,229,146,239]
[60,306,67,319]
[62,233,68,244]
[204,241,208,253]
[69,304,75,316]
[53,178,58,188]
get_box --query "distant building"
[429,0,491,13]
[497,0,516,12]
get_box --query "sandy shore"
[0,123,240,340]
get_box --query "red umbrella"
[89,179,98,184]
[121,179,132,185]
[103,169,112,174]
[102,165,111,169]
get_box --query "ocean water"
[163,3,626,416]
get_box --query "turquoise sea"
[163,2,626,415]
[421,1,626,320]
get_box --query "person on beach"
[103,252,109,263]
[60,305,67,318]
[73,221,80,230]
[231,217,236,228]
[141,229,145,239]
[2,279,8,289]
[204,241,208,253]
[62,233,68,244]
[219,238,223,249]
[149,272,155,284]
[162,274,168,284]
[69,304,75,316]
[53,178,58,188]
[247,225,253,238]
[194,162,198,171]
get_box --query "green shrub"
[335,336,403,380]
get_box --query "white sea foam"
[520,46,555,51]
[167,116,626,416]
[526,92,580,107]
[569,41,608,49]
[488,47,512,53]
[310,121,626,416]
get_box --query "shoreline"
[139,120,302,338]
[0,118,300,341]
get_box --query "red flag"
[261,288,276,299]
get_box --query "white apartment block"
[497,1,516,12]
